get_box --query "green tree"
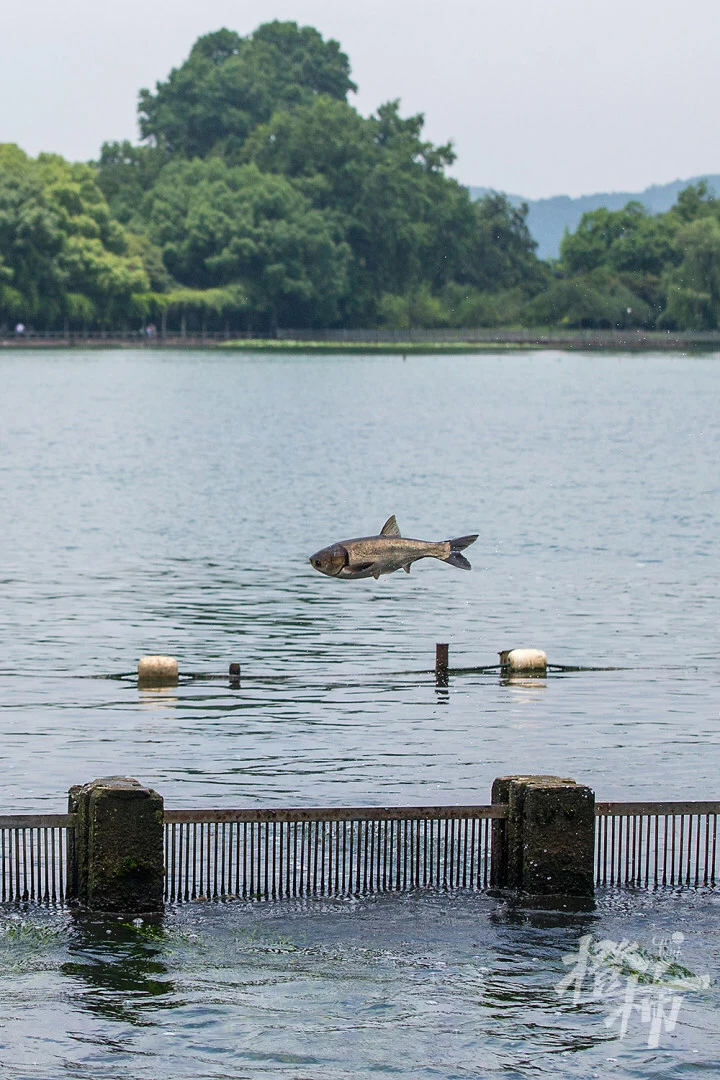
[142,158,350,327]
[243,96,478,321]
[525,268,650,328]
[463,192,548,293]
[138,23,356,160]
[661,216,720,329]
[560,202,653,275]
[0,144,149,328]
[94,140,167,227]
[670,181,718,224]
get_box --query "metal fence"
[0,815,74,903]
[595,802,718,887]
[1,800,719,906]
[163,806,501,902]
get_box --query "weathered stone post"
[68,777,164,913]
[491,774,595,899]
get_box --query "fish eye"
[313,559,322,568]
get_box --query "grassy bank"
[218,339,523,353]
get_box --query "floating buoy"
[138,655,179,687]
[499,648,547,673]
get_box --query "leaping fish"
[309,516,479,580]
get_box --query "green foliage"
[94,141,167,227]
[241,95,478,322]
[0,144,149,328]
[551,187,720,328]
[525,269,651,328]
[661,217,720,329]
[376,288,451,329]
[141,158,350,326]
[463,193,549,294]
[442,284,529,327]
[7,20,720,333]
[670,181,719,223]
[138,23,355,160]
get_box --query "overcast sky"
[2,0,718,199]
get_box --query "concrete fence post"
[67,777,164,913]
[491,774,595,899]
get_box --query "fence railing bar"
[163,804,509,824]
[0,814,77,829]
[595,801,720,816]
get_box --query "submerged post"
[491,774,595,899]
[68,777,164,913]
[435,643,449,686]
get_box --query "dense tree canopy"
[553,182,720,329]
[138,23,356,160]
[0,144,149,327]
[3,22,720,333]
[142,158,350,326]
[92,22,552,331]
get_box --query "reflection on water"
[61,915,175,1024]
[501,674,548,690]
[137,686,180,716]
[0,349,719,1077]
[0,890,718,1078]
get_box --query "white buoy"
[499,648,547,673]
[138,655,179,687]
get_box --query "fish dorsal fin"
[380,515,401,537]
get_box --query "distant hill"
[469,175,720,260]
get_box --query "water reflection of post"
[138,686,179,714]
[500,674,547,692]
[62,914,177,1024]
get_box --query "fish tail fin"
[444,534,479,570]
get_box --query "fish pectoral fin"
[380,515,401,537]
[372,568,383,580]
[403,563,411,573]
[352,561,375,573]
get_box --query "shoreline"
[2,329,720,353]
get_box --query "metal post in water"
[435,643,449,687]
[229,663,241,687]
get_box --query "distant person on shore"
[145,323,156,339]
[14,322,25,335]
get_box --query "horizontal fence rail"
[0,814,75,904]
[163,805,505,902]
[595,802,719,888]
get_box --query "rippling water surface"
[0,348,718,1077]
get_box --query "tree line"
[2,21,720,334]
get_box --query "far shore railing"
[1,800,718,906]
[3,327,720,349]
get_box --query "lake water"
[0,348,718,1077]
